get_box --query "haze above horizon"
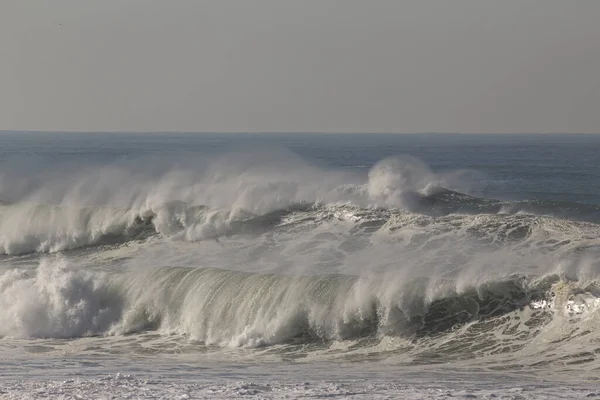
[2,1,599,134]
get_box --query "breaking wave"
[2,257,600,361]
[2,152,600,369]
[0,152,596,256]
[1,192,599,255]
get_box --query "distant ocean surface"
[1,132,600,399]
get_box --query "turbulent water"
[1,132,600,398]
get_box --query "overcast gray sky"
[2,1,599,133]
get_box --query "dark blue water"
[1,132,599,205]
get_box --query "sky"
[2,1,599,133]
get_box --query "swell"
[425,188,600,223]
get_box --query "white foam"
[0,370,596,400]
[0,257,122,338]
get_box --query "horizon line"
[1,130,598,135]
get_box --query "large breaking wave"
[2,257,600,366]
[2,198,599,255]
[1,152,600,368]
[0,153,598,255]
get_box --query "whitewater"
[1,132,600,399]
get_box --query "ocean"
[1,132,600,399]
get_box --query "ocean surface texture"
[1,132,600,399]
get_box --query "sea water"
[1,132,600,398]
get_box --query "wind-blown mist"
[0,152,475,255]
[1,149,599,373]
